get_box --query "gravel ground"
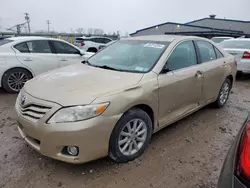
[0,75,250,188]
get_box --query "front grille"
[19,104,51,122]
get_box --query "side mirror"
[161,64,170,74]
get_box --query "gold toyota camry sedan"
[15,35,237,164]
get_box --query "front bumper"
[15,94,121,164]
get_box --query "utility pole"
[24,13,31,34]
[47,20,51,33]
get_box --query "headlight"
[47,102,109,124]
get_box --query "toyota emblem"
[20,94,26,106]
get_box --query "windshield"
[211,37,232,43]
[87,40,169,73]
[220,40,250,49]
[0,39,13,46]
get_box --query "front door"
[14,40,59,76]
[158,40,203,127]
[50,40,84,67]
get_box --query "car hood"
[24,64,144,106]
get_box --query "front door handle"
[23,58,33,61]
[195,70,203,78]
[60,58,68,61]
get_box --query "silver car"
[220,39,250,73]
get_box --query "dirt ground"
[0,75,250,188]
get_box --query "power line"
[47,20,51,33]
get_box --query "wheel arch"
[226,75,233,88]
[87,47,98,53]
[113,103,155,132]
[1,67,34,86]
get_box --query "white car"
[0,36,94,93]
[74,36,113,52]
[211,37,234,44]
[220,38,250,73]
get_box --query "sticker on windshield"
[144,43,165,49]
[135,66,145,71]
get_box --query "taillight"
[80,42,85,46]
[242,51,250,59]
[236,121,250,182]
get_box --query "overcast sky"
[0,0,250,34]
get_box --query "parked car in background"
[74,36,113,52]
[211,37,234,44]
[218,115,250,188]
[15,35,236,164]
[220,39,250,74]
[98,40,117,50]
[0,36,94,93]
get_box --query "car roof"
[9,36,47,41]
[223,38,250,42]
[76,36,112,39]
[124,35,205,42]
[212,37,234,38]
[6,36,72,44]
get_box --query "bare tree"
[87,28,94,35]
[93,28,104,35]
[76,28,85,34]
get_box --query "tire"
[2,68,32,93]
[109,108,153,163]
[214,78,231,108]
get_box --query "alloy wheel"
[219,82,230,105]
[118,119,147,156]
[7,72,29,92]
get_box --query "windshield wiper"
[82,61,123,71]
[95,65,123,71]
[81,60,91,65]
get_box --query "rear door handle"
[195,70,203,78]
[23,58,33,61]
[221,61,227,67]
[60,58,68,61]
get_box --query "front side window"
[167,41,197,71]
[103,38,112,44]
[196,41,216,63]
[52,41,79,54]
[14,42,29,53]
[26,40,52,53]
[88,40,169,73]
[93,38,105,43]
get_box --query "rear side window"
[167,41,197,71]
[196,41,216,62]
[26,40,52,53]
[14,43,30,53]
[214,47,224,59]
[0,39,13,46]
[52,41,79,54]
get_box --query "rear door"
[158,40,203,126]
[195,40,226,104]
[50,40,83,67]
[14,40,59,76]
